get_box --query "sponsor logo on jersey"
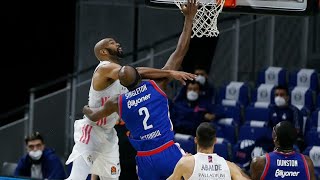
[274,169,300,178]
[111,166,117,175]
[127,94,151,109]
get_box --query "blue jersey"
[261,151,310,180]
[119,80,174,151]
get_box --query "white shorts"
[66,117,120,178]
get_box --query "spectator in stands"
[171,81,223,136]
[268,85,304,150]
[14,131,66,179]
[174,66,215,104]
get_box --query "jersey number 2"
[139,107,153,130]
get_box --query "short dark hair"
[275,121,297,150]
[24,132,44,145]
[196,122,216,148]
[186,81,202,90]
[274,85,289,95]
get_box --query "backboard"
[145,0,320,15]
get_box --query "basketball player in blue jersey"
[83,65,197,180]
[250,121,316,180]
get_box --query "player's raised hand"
[181,0,198,19]
[169,70,197,85]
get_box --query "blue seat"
[251,84,275,109]
[305,128,320,146]
[238,121,272,141]
[214,118,238,144]
[174,133,196,154]
[290,86,315,111]
[214,104,242,126]
[217,81,249,107]
[289,68,319,93]
[257,66,287,87]
[245,106,271,123]
[232,139,256,171]
[303,146,320,179]
[310,108,320,128]
[214,138,232,161]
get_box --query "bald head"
[94,38,123,61]
[118,65,141,91]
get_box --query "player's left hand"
[170,70,197,85]
[83,105,93,116]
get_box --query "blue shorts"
[135,141,184,180]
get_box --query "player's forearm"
[162,17,193,71]
[137,67,172,79]
[87,107,112,122]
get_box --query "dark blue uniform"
[261,151,310,180]
[119,80,183,180]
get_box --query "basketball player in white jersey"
[167,122,251,180]
[65,1,198,179]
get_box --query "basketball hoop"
[174,0,225,38]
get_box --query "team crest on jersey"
[87,155,93,164]
[208,155,213,163]
[111,166,117,175]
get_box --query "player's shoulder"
[302,154,314,165]
[98,61,120,69]
[178,154,194,167]
[251,154,266,169]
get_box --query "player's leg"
[65,157,91,180]
[135,156,158,180]
[98,176,119,180]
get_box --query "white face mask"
[187,91,199,101]
[28,150,43,160]
[195,75,206,85]
[274,96,286,107]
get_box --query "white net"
[174,0,225,38]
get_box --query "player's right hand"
[170,70,197,85]
[181,0,198,19]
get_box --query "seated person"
[268,85,304,150]
[174,66,215,104]
[170,81,223,136]
[14,131,66,179]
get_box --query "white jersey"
[189,153,231,180]
[88,61,128,129]
[66,60,127,178]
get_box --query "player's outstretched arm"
[97,63,183,81]
[162,0,198,71]
[250,157,265,180]
[83,96,119,122]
